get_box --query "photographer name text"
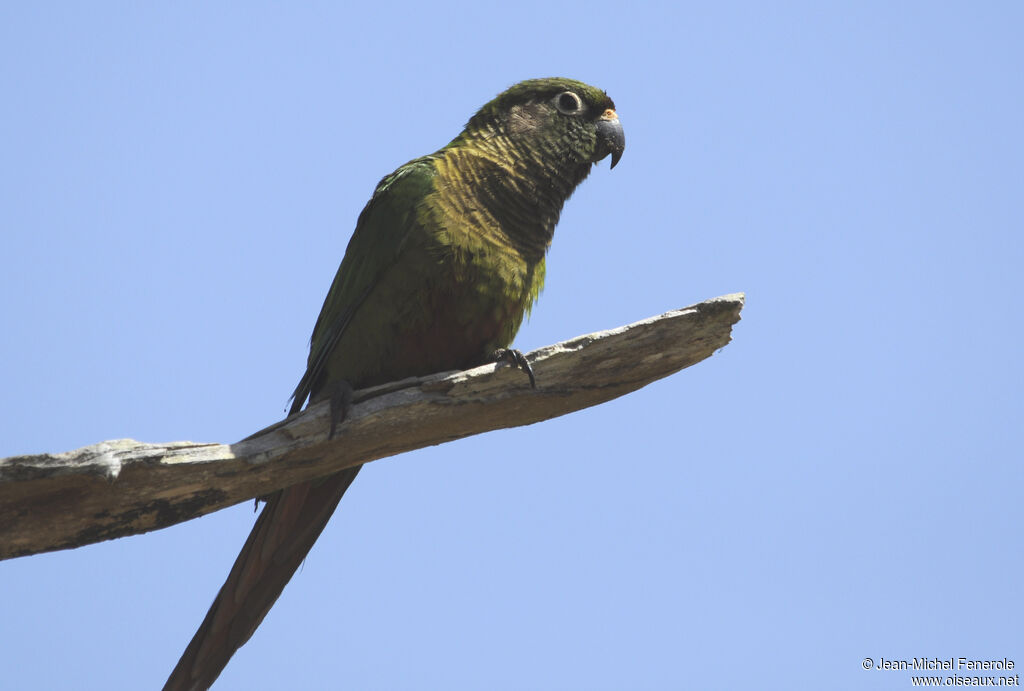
[874,658,1015,672]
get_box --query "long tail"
[163,466,361,690]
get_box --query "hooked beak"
[595,108,625,169]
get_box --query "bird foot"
[328,379,354,439]
[492,348,536,389]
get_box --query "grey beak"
[595,110,625,169]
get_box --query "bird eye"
[555,91,583,115]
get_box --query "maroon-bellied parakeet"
[165,77,624,689]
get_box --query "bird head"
[457,77,625,174]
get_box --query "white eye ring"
[555,91,583,115]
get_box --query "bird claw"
[328,380,354,439]
[492,348,536,389]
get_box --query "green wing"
[288,157,437,414]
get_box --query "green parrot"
[164,77,624,690]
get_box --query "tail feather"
[164,466,361,691]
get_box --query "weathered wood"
[0,293,743,560]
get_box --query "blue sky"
[2,3,1021,689]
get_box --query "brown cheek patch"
[508,103,546,134]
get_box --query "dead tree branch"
[0,293,743,561]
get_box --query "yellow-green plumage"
[165,77,624,690]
